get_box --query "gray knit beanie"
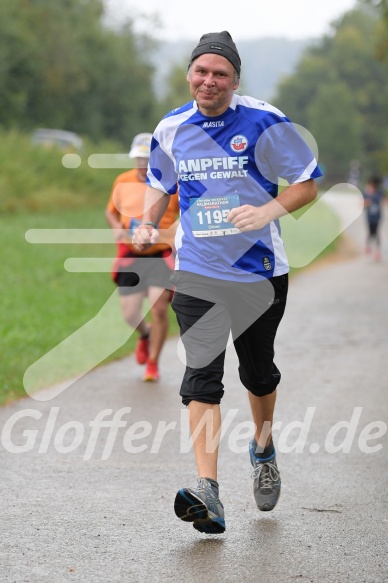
[189,31,241,77]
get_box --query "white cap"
[128,132,152,158]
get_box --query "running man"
[105,133,179,381]
[133,31,321,533]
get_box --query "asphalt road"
[1,193,387,583]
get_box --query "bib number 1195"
[196,208,230,225]
[189,194,241,237]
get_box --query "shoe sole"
[256,495,280,511]
[174,489,225,534]
[253,485,281,511]
[143,375,159,382]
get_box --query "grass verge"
[1,195,340,406]
[0,208,178,405]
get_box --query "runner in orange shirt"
[105,133,179,381]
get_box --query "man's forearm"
[267,179,318,221]
[142,186,171,226]
[227,178,318,232]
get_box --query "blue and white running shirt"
[147,94,322,282]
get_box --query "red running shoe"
[135,335,149,365]
[143,360,160,382]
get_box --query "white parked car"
[31,128,83,151]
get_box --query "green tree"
[157,62,192,118]
[308,83,363,183]
[274,6,388,181]
[0,1,40,128]
[274,53,336,127]
[362,0,388,60]
[0,0,159,143]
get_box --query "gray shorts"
[116,255,174,296]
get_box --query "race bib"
[189,194,241,237]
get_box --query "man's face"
[135,157,148,182]
[187,54,239,117]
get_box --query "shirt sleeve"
[254,114,322,186]
[146,134,179,195]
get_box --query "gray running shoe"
[249,440,281,511]
[174,478,225,534]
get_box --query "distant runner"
[363,176,384,262]
[105,133,179,381]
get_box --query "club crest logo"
[230,135,248,153]
[263,256,272,271]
